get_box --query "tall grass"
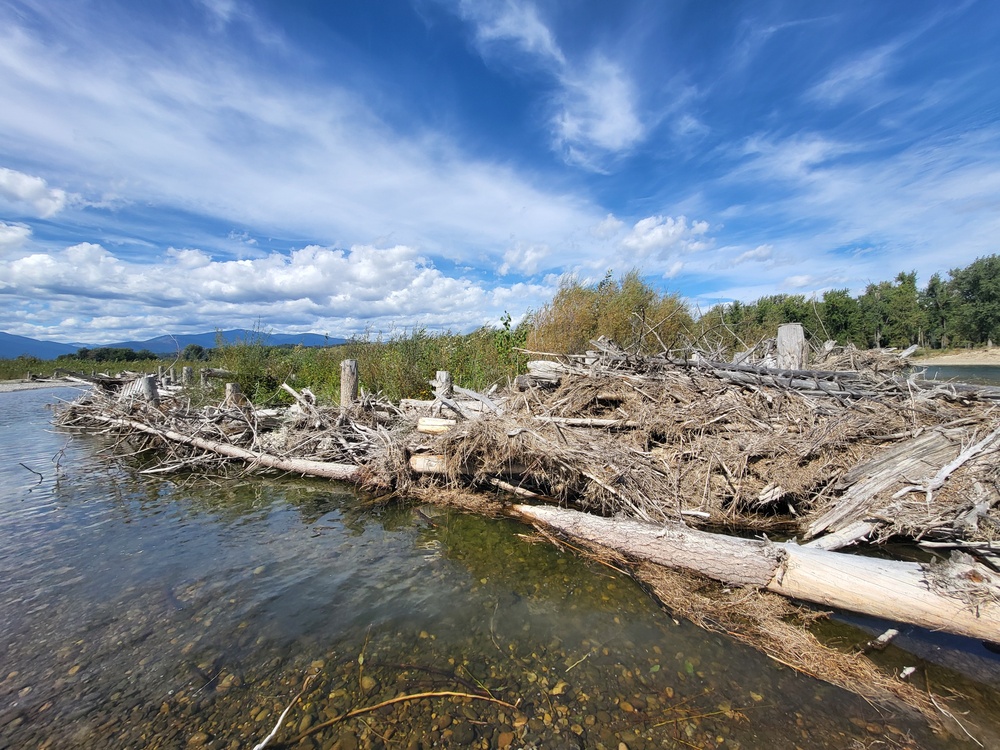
[0,356,169,381]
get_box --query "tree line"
[524,256,1000,357]
[703,255,1000,352]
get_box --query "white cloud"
[664,261,683,278]
[0,167,67,217]
[592,213,624,239]
[0,8,600,265]
[554,57,645,163]
[197,0,237,25]
[453,1,646,167]
[0,220,31,251]
[734,245,773,264]
[622,215,710,256]
[0,240,550,341]
[784,274,814,289]
[499,241,550,275]
[807,45,897,106]
[467,0,565,66]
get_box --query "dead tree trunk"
[340,359,359,408]
[514,504,1000,644]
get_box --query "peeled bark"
[514,504,1000,644]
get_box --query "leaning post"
[340,359,359,408]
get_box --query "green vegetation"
[528,269,692,355]
[5,256,1000,400]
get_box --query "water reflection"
[0,388,984,748]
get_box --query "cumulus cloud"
[0,240,558,341]
[0,167,67,217]
[622,215,710,256]
[0,220,31,251]
[499,241,550,275]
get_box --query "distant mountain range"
[0,329,346,360]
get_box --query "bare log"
[514,504,1000,644]
[417,417,457,435]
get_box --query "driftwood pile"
[55,341,1000,737]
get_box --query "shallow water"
[0,388,994,748]
[916,363,1000,385]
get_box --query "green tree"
[819,289,864,345]
[183,343,208,361]
[948,255,1000,345]
[883,271,922,347]
[919,272,952,348]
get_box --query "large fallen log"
[514,504,1000,644]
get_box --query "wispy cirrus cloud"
[452,0,647,168]
[807,44,898,106]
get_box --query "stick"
[19,463,43,484]
[251,672,318,750]
[289,691,516,744]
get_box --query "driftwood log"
[515,504,1000,644]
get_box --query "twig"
[251,671,318,750]
[289,691,516,744]
[19,463,43,485]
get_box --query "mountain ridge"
[0,330,346,360]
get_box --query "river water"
[0,387,996,749]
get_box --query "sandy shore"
[0,379,79,393]
[911,348,1000,366]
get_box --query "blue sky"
[1,0,999,344]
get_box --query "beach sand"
[911,348,1000,367]
[0,379,78,393]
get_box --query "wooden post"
[168,367,177,385]
[434,370,454,398]
[140,374,160,406]
[340,359,359,408]
[776,323,808,370]
[157,365,166,382]
[200,369,208,387]
[181,366,194,386]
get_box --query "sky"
[1,0,999,344]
